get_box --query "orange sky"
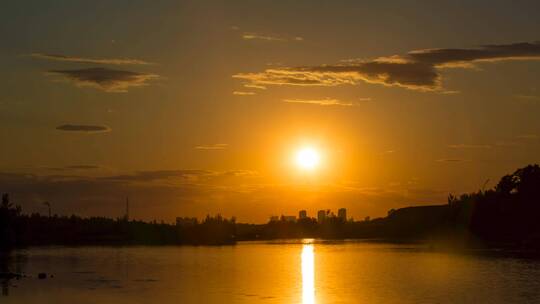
[1,0,540,222]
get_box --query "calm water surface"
[2,240,540,303]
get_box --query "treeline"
[240,164,540,247]
[446,164,540,245]
[0,196,236,248]
[2,164,540,248]
[379,163,540,247]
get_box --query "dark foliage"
[235,164,540,247]
[0,196,236,248]
[1,164,540,248]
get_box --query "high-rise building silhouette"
[299,210,307,219]
[317,210,326,223]
[338,208,347,221]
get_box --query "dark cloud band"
[56,124,111,133]
[30,53,153,65]
[48,68,159,93]
[234,41,540,91]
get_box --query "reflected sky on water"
[2,241,540,303]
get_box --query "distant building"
[176,217,198,226]
[299,210,307,219]
[338,208,347,221]
[317,210,326,223]
[282,215,296,222]
[269,215,280,222]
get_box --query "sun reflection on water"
[301,242,315,304]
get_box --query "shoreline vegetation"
[2,164,540,249]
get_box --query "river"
[2,240,540,303]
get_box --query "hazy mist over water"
[3,241,540,303]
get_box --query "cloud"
[241,32,303,42]
[244,84,267,90]
[282,98,356,106]
[448,144,492,149]
[101,170,213,183]
[233,91,256,96]
[407,42,540,67]
[234,41,540,91]
[65,165,101,170]
[436,159,471,162]
[223,170,259,177]
[242,33,286,42]
[440,90,461,95]
[47,68,159,92]
[85,169,258,185]
[29,53,153,65]
[234,68,357,87]
[45,165,101,171]
[195,144,229,150]
[56,124,111,133]
[448,136,537,149]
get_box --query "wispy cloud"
[47,68,159,92]
[65,165,101,169]
[101,169,212,183]
[448,136,538,149]
[101,169,259,183]
[282,98,356,106]
[234,41,540,92]
[244,84,267,90]
[436,158,471,163]
[29,53,153,65]
[233,91,256,96]
[56,124,111,133]
[242,33,286,42]
[45,165,101,171]
[195,144,229,150]
[241,32,303,42]
[408,42,540,67]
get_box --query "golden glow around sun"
[296,147,320,170]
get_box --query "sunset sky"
[1,0,540,223]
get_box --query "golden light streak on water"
[301,243,315,304]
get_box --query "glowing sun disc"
[296,147,320,170]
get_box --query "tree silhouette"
[1,194,11,210]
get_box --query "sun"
[295,147,321,170]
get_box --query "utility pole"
[43,201,51,217]
[125,197,129,222]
